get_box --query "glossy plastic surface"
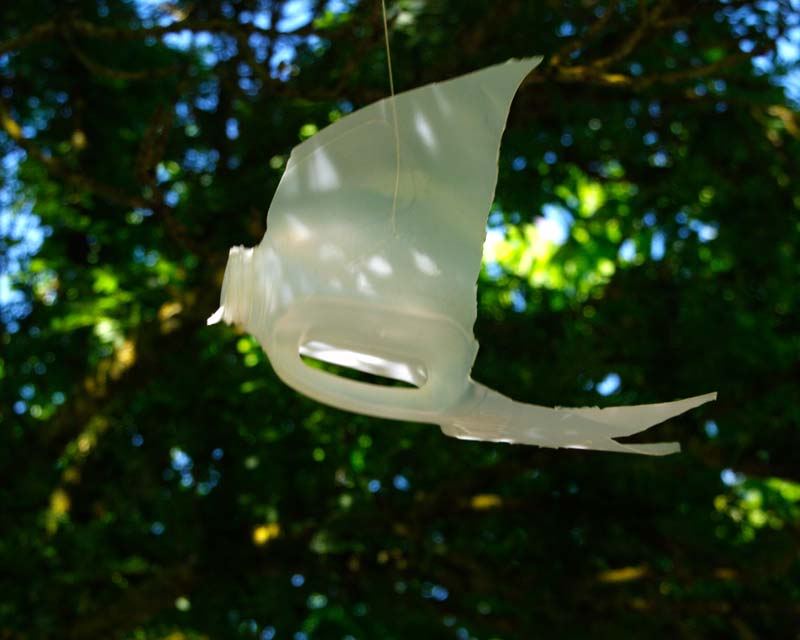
[209,57,716,454]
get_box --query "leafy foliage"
[1,1,799,638]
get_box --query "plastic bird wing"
[265,57,543,334]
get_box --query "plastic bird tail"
[440,383,716,455]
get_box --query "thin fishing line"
[381,0,401,235]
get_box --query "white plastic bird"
[208,57,716,454]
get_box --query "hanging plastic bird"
[207,57,716,454]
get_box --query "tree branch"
[68,17,317,43]
[0,99,155,210]
[529,43,776,92]
[589,0,669,70]
[67,563,195,640]
[62,27,182,81]
[0,17,318,58]
[549,0,622,68]
[0,22,57,56]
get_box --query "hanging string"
[381,0,401,235]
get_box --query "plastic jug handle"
[271,337,434,420]
[266,298,477,423]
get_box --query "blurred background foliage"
[1,0,799,638]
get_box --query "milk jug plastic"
[208,57,716,454]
